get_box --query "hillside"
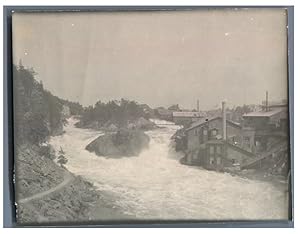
[13,64,100,224]
[15,144,99,224]
[13,63,84,145]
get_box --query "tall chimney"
[222,101,226,140]
[266,91,268,112]
[197,99,200,112]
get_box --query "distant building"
[180,97,289,175]
[238,99,289,173]
[172,112,203,126]
[242,103,288,154]
[183,102,255,170]
[154,107,173,121]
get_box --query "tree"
[57,147,68,167]
[13,64,69,145]
[77,97,149,129]
[168,104,180,111]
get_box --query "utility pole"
[266,91,268,112]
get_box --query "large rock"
[85,129,150,157]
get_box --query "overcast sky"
[12,9,288,110]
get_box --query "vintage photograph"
[12,8,290,224]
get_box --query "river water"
[49,117,288,220]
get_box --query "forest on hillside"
[13,63,83,146]
[13,64,102,223]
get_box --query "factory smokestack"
[197,99,200,112]
[222,101,226,140]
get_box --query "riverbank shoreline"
[183,161,288,191]
[231,169,288,191]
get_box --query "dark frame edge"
[287,6,294,227]
[2,5,294,228]
[3,5,16,228]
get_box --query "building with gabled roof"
[181,102,255,170]
[186,116,241,131]
[185,116,243,152]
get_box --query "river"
[49,117,288,220]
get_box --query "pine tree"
[57,147,68,167]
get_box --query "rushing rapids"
[50,117,288,220]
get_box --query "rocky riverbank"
[15,143,130,225]
[16,176,99,224]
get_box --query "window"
[217,157,221,165]
[216,146,221,154]
[243,136,250,142]
[212,129,217,136]
[203,129,208,135]
[194,129,198,136]
[243,136,251,149]
[210,157,214,164]
[209,146,214,154]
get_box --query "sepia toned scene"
[12,9,290,224]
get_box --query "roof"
[243,108,284,118]
[172,112,202,118]
[186,116,241,131]
[186,116,218,131]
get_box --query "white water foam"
[49,117,288,220]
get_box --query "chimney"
[197,99,200,112]
[222,101,226,140]
[266,91,268,112]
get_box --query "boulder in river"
[85,129,150,157]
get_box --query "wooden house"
[242,106,288,153]
[185,116,242,151]
[183,102,256,171]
